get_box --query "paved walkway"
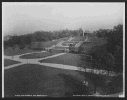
[3,37,123,97]
[4,62,26,70]
[4,52,66,69]
[4,50,117,76]
[4,37,120,76]
[68,37,75,41]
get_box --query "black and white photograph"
[2,2,125,98]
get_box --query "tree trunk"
[94,84,96,94]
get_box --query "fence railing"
[78,56,122,76]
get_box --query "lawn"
[31,37,70,49]
[4,59,21,67]
[4,47,41,56]
[71,36,87,41]
[52,46,68,50]
[4,63,121,97]
[54,37,70,42]
[41,53,92,68]
[4,64,92,97]
[79,71,123,95]
[4,36,122,97]
[19,51,58,59]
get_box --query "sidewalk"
[4,51,117,76]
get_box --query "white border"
[2,2,125,98]
[119,2,125,98]
[2,2,4,98]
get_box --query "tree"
[19,36,26,50]
[69,44,75,53]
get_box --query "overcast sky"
[2,2,124,36]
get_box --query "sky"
[2,2,124,36]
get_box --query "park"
[3,3,124,97]
[4,33,123,97]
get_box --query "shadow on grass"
[78,71,123,95]
[58,73,92,97]
[4,59,21,67]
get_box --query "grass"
[53,46,68,50]
[31,37,70,49]
[71,36,87,41]
[4,64,92,97]
[53,37,70,42]
[4,63,122,97]
[41,53,91,68]
[19,51,58,59]
[4,59,21,67]
[78,71,123,95]
[4,36,122,97]
[4,47,41,56]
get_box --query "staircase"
[56,41,64,46]
[75,41,83,47]
[48,37,84,53]
[67,37,74,41]
[84,36,90,42]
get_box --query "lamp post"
[91,56,93,73]
[91,56,92,66]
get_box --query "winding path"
[4,37,123,97]
[4,37,119,76]
[4,50,117,76]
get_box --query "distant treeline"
[4,29,83,49]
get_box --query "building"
[83,30,91,37]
